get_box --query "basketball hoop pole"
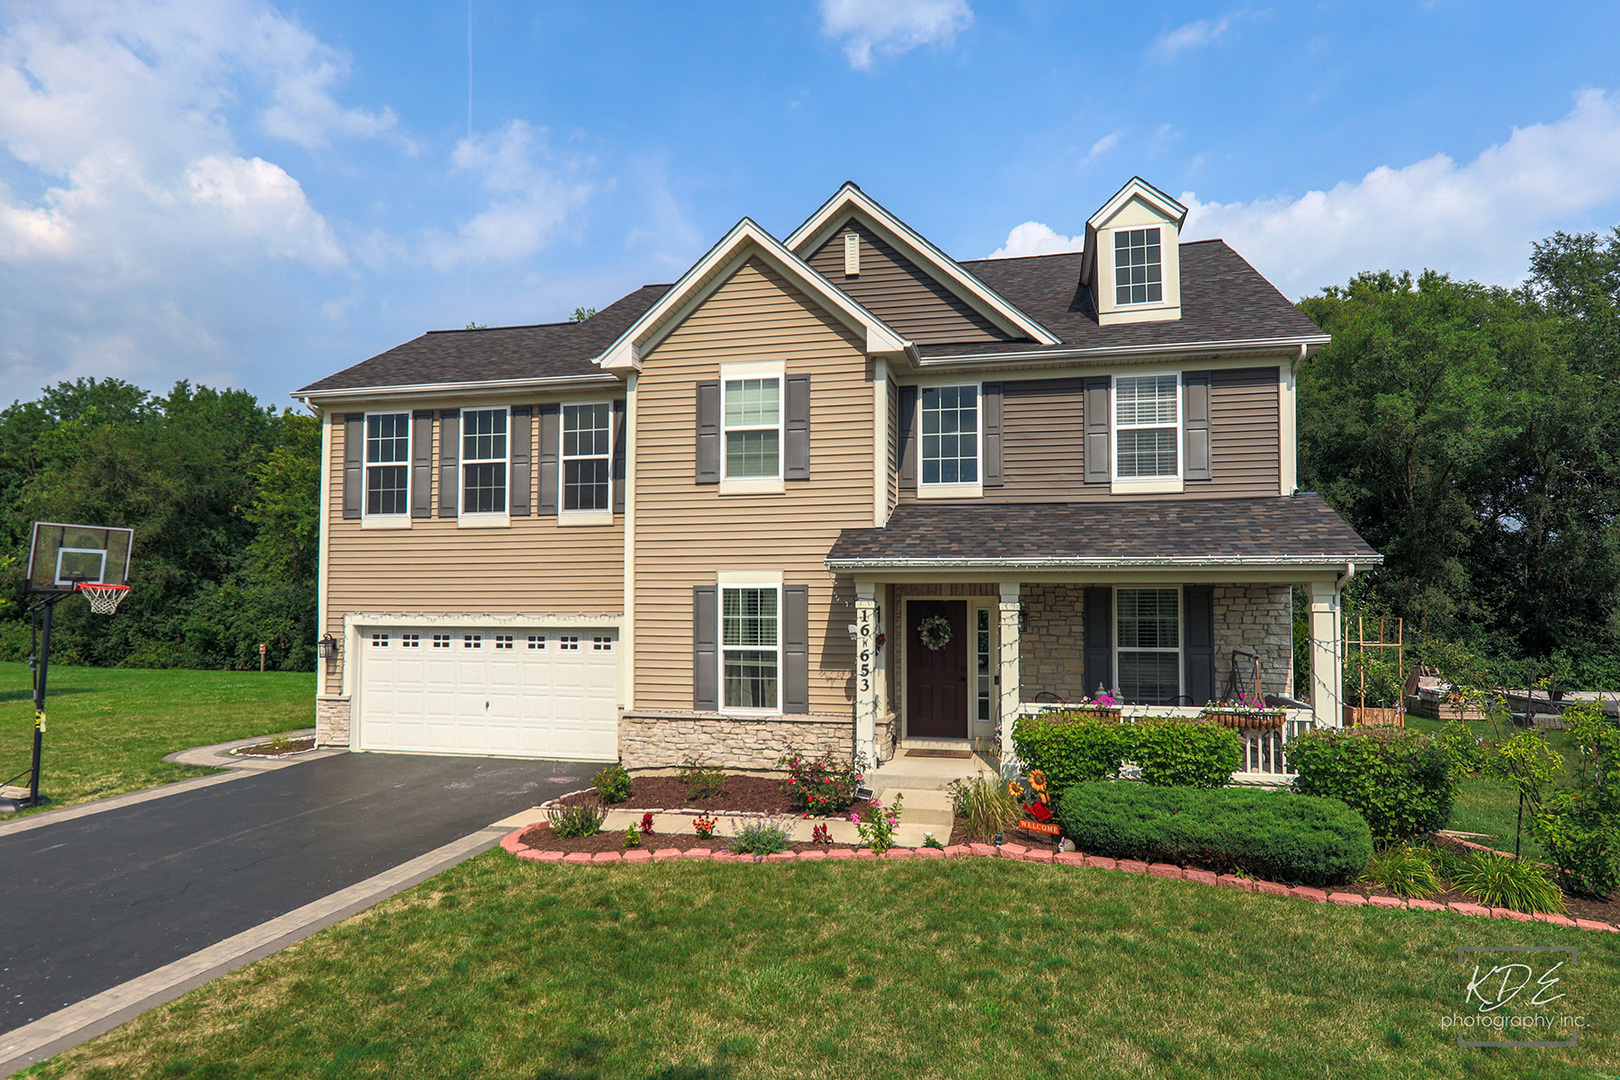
[17,592,70,809]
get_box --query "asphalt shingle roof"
[295,284,670,394]
[825,493,1378,567]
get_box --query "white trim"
[1111,370,1182,487]
[317,413,333,696]
[622,373,638,712]
[719,477,786,496]
[717,569,784,586]
[719,581,783,715]
[559,399,614,516]
[456,514,510,529]
[1279,361,1298,495]
[970,599,998,732]
[917,482,983,500]
[344,611,622,630]
[909,335,1330,369]
[458,404,510,517]
[293,373,618,406]
[786,183,1060,345]
[1112,586,1183,705]
[361,409,412,522]
[827,555,1383,571]
[873,359,889,526]
[917,381,983,491]
[596,217,911,372]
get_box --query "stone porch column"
[1307,578,1343,728]
[854,581,880,763]
[998,581,1021,758]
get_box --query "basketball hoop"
[76,582,129,615]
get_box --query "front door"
[907,600,968,738]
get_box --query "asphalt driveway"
[0,752,599,1033]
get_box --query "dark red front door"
[907,600,968,738]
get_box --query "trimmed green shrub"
[1289,728,1455,842]
[592,764,632,804]
[1055,782,1373,886]
[1130,719,1243,788]
[728,819,792,856]
[1449,849,1566,914]
[1011,715,1129,793]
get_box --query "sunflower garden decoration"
[1010,768,1061,837]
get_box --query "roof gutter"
[292,372,623,407]
[910,334,1331,369]
[825,554,1384,572]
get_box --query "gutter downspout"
[1336,561,1356,592]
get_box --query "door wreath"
[917,614,953,651]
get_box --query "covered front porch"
[826,495,1382,779]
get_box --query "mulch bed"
[232,736,317,757]
[555,775,876,818]
[519,825,872,855]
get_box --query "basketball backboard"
[24,522,134,594]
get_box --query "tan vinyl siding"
[320,402,624,696]
[901,366,1282,504]
[808,225,1015,346]
[633,255,874,716]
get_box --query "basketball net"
[76,582,129,615]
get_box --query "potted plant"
[1200,693,1288,732]
[1040,691,1123,723]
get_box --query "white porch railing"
[1013,704,1317,780]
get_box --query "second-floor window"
[921,384,979,485]
[1115,227,1163,305]
[562,403,612,511]
[723,378,780,479]
[1114,374,1179,480]
[461,407,508,514]
[365,412,410,515]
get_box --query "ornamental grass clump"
[728,818,793,856]
[948,773,1018,842]
[778,751,866,815]
[1449,849,1566,914]
[548,799,607,839]
[1358,842,1444,899]
[678,756,727,801]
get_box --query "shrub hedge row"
[1288,728,1456,842]
[1054,781,1374,886]
[1011,714,1242,791]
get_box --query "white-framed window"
[976,607,993,724]
[1114,373,1180,480]
[432,634,450,649]
[721,585,780,711]
[371,633,389,647]
[364,413,410,516]
[562,402,612,512]
[495,634,514,649]
[722,377,781,480]
[559,635,579,650]
[527,635,546,650]
[593,635,613,651]
[1115,227,1163,306]
[401,634,420,648]
[461,407,508,514]
[463,634,482,649]
[920,384,979,486]
[1115,588,1181,705]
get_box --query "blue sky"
[4,1,1620,405]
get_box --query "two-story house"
[295,177,1380,775]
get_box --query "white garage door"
[356,628,618,760]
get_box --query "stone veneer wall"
[1019,584,1090,701]
[1212,585,1294,700]
[316,695,351,748]
[620,711,890,771]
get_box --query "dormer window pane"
[1115,228,1164,305]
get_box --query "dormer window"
[1114,228,1163,305]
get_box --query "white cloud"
[989,222,1084,259]
[416,120,593,271]
[244,10,398,149]
[1149,12,1242,64]
[819,0,973,70]
[1085,130,1122,164]
[1180,89,1620,296]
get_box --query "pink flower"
[849,813,860,823]
[787,777,795,784]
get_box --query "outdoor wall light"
[317,633,339,661]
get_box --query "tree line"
[2,227,1618,682]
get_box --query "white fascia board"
[1087,176,1189,230]
[786,184,1061,346]
[909,334,1332,370]
[825,554,1383,572]
[293,373,622,408]
[595,217,909,372]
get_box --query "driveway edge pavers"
[0,823,507,1078]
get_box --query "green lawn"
[0,661,315,810]
[22,854,1618,1080]
[1406,715,1585,859]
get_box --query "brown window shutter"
[783,584,809,713]
[1183,585,1215,705]
[410,411,434,518]
[342,414,364,519]
[982,382,1003,487]
[897,385,918,490]
[1083,378,1110,485]
[1083,587,1113,697]
[1183,372,1211,481]
[695,381,720,484]
[537,404,560,515]
[437,410,459,517]
[509,406,532,515]
[693,586,719,710]
[784,375,810,480]
[612,399,627,514]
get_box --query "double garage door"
[356,627,619,760]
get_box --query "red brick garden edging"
[500,829,1620,934]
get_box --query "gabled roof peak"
[1088,176,1188,229]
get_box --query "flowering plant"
[692,815,717,839]
[778,751,867,816]
[851,794,904,854]
[640,811,656,835]
[1042,693,1123,721]
[1200,692,1287,730]
[811,822,833,845]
